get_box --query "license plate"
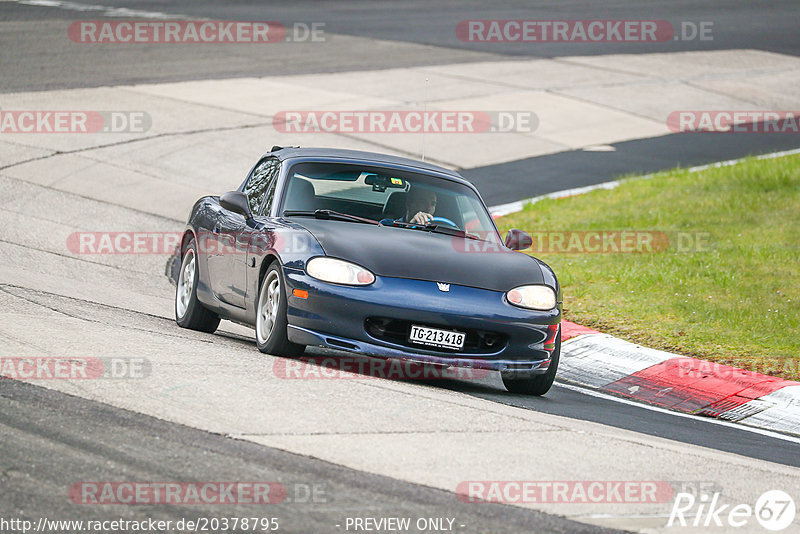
[408,325,465,350]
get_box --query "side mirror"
[220,191,252,219]
[504,228,532,251]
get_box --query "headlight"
[306,257,375,286]
[506,285,557,310]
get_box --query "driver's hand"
[410,211,433,224]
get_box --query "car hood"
[292,219,545,292]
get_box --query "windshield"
[281,161,501,244]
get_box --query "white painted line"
[582,144,617,152]
[686,147,800,173]
[489,180,620,217]
[14,0,186,19]
[555,382,800,444]
[489,147,800,217]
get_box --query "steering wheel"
[430,216,458,228]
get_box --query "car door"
[225,157,281,308]
[204,201,241,305]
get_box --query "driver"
[404,188,437,225]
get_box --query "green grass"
[496,154,800,380]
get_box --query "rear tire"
[175,238,220,333]
[255,262,305,357]
[502,330,560,396]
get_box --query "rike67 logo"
[668,490,796,531]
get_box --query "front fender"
[245,222,326,323]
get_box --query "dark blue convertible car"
[175,147,562,394]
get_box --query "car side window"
[244,158,280,215]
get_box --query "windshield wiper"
[428,225,484,241]
[379,219,482,240]
[283,209,379,225]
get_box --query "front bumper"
[283,267,560,373]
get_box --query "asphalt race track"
[3,0,800,92]
[2,2,800,533]
[2,379,611,534]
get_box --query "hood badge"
[436,282,450,292]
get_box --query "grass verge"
[496,154,800,380]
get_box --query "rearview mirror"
[220,191,252,219]
[365,173,406,192]
[504,228,532,251]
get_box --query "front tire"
[255,262,305,357]
[502,330,560,396]
[175,238,220,333]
